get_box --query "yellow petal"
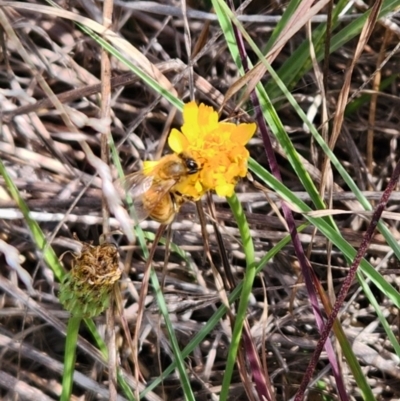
[198,103,219,132]
[183,101,199,124]
[168,129,188,154]
[227,163,240,179]
[142,160,160,175]
[195,180,203,193]
[231,123,257,145]
[219,122,236,133]
[181,102,201,141]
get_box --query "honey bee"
[118,153,200,224]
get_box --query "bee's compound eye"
[186,158,199,174]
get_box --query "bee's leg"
[171,193,184,214]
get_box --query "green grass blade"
[262,0,303,54]
[0,158,64,280]
[60,316,81,401]
[357,270,400,357]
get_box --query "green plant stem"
[219,194,256,401]
[60,316,81,401]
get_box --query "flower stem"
[60,316,81,401]
[220,193,256,401]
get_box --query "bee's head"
[179,153,201,175]
[185,157,199,174]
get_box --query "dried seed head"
[59,242,121,318]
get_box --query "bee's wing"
[119,172,154,198]
[115,172,176,223]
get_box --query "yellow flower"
[168,102,256,198]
